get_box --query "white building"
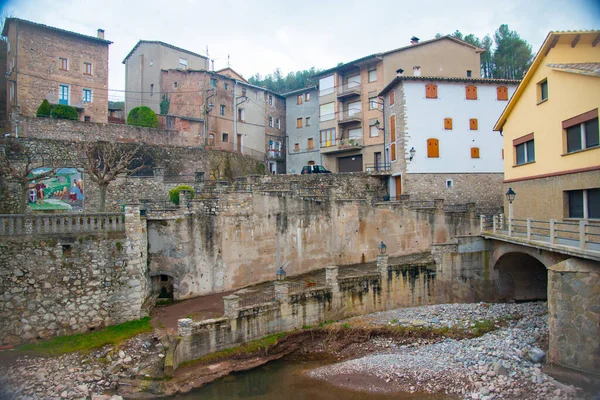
[378,75,519,212]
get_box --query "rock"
[492,361,509,376]
[76,384,88,395]
[108,361,123,374]
[118,350,125,359]
[480,386,489,396]
[123,356,132,364]
[60,391,68,398]
[526,347,546,363]
[486,370,496,377]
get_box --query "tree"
[168,185,195,205]
[493,24,533,79]
[74,142,146,211]
[36,99,51,117]
[0,139,62,213]
[159,94,170,115]
[480,35,495,78]
[127,106,158,128]
[247,67,321,93]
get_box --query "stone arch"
[494,252,547,302]
[150,271,180,302]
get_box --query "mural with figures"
[27,168,84,211]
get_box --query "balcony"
[365,163,392,176]
[339,110,362,125]
[320,137,363,154]
[337,84,361,99]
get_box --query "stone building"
[264,91,286,174]
[284,86,320,174]
[378,74,519,211]
[313,35,485,173]
[494,30,600,221]
[2,18,112,124]
[122,40,209,116]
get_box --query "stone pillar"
[325,266,338,287]
[223,295,240,318]
[274,281,289,302]
[179,190,190,210]
[377,254,389,276]
[23,214,33,234]
[177,318,193,337]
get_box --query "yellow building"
[494,31,600,222]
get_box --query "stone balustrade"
[0,212,125,235]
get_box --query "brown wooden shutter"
[390,115,396,142]
[308,138,314,150]
[390,89,395,106]
[466,85,477,100]
[391,143,396,161]
[427,138,439,158]
[444,118,453,130]
[471,147,480,158]
[502,149,504,159]
[470,118,478,130]
[297,118,302,128]
[497,86,508,101]
[426,84,438,99]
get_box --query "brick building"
[2,18,112,124]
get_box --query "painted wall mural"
[27,168,84,211]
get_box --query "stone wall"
[0,206,149,345]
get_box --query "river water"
[174,356,455,400]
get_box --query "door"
[374,152,382,171]
[394,176,402,199]
[237,134,242,153]
[338,155,363,173]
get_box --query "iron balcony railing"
[338,84,361,97]
[339,110,362,123]
[365,163,391,173]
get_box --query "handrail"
[0,213,126,236]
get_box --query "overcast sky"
[3,0,599,101]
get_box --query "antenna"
[205,46,209,57]
[227,54,230,67]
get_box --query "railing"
[365,163,391,173]
[0,213,125,236]
[238,288,276,307]
[339,110,362,123]
[288,281,311,295]
[481,215,600,251]
[338,84,361,97]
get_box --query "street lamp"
[506,188,516,220]
[276,266,286,281]
[378,241,387,255]
[409,147,416,161]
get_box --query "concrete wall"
[285,88,320,174]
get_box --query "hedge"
[127,106,159,128]
[51,104,79,120]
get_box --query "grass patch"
[318,320,335,328]
[17,317,153,356]
[389,319,398,325]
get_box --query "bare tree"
[73,141,146,211]
[0,140,61,213]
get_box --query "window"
[538,79,548,102]
[425,84,438,99]
[277,118,281,129]
[294,143,300,152]
[389,89,395,106]
[238,108,245,122]
[567,189,600,219]
[347,74,360,88]
[84,62,92,75]
[427,138,439,158]
[82,89,92,103]
[268,95,273,105]
[269,116,274,127]
[514,135,535,165]
[222,133,229,142]
[467,70,472,77]
[446,179,454,188]
[305,117,310,126]
[224,83,229,90]
[444,118,453,130]
[210,78,217,87]
[390,115,396,142]
[319,75,334,96]
[220,104,225,116]
[59,57,68,70]
[471,147,480,158]
[348,128,362,139]
[369,97,379,110]
[466,85,477,100]
[150,84,154,96]
[84,116,91,122]
[320,128,336,147]
[178,58,188,69]
[564,110,599,153]
[368,69,377,82]
[497,86,508,101]
[9,82,15,102]
[470,118,478,130]
[296,117,303,128]
[308,138,314,150]
[174,81,178,88]
[320,102,334,121]
[305,92,310,102]
[59,84,69,105]
[297,94,303,105]
[370,124,379,137]
[391,143,396,161]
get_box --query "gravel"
[309,302,591,400]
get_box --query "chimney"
[97,29,105,40]
[410,36,420,45]
[413,66,421,76]
[396,68,404,77]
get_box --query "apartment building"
[123,41,209,116]
[2,18,112,123]
[379,74,518,211]
[494,31,600,222]
[283,86,320,173]
[314,35,484,173]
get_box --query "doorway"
[237,134,242,153]
[394,175,402,199]
[374,152,382,171]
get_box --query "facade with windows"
[284,86,320,174]
[494,30,600,222]
[313,35,485,173]
[123,40,209,116]
[379,75,518,211]
[2,18,112,123]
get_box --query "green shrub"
[36,99,51,117]
[169,185,195,205]
[127,106,159,128]
[51,104,78,120]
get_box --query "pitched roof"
[1,18,112,44]
[215,67,248,83]
[547,62,600,77]
[379,75,520,96]
[281,86,318,97]
[494,30,600,131]
[313,35,486,79]
[122,40,208,64]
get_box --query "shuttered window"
[390,115,396,142]
[389,89,395,106]
[391,143,396,161]
[471,147,480,158]
[425,84,438,99]
[427,138,439,158]
[466,85,477,100]
[444,118,453,130]
[297,118,303,128]
[497,86,508,101]
[470,118,478,130]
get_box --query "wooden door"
[395,176,402,198]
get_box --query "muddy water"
[174,356,454,400]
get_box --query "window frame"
[296,117,303,129]
[294,143,300,152]
[427,138,439,158]
[210,78,217,87]
[297,94,303,105]
[83,62,92,75]
[465,85,477,100]
[305,117,310,127]
[268,116,274,128]
[513,134,535,166]
[538,79,548,103]
[470,118,478,131]
[178,58,188,69]
[82,88,93,103]
[59,57,68,71]
[268,95,273,105]
[563,109,599,154]
[59,84,70,105]
[370,124,379,138]
[497,86,508,101]
[305,92,310,102]
[389,89,395,106]
[220,104,226,116]
[368,69,377,83]
[277,118,281,129]
[566,188,600,220]
[319,75,334,96]
[308,138,314,150]
[425,84,438,99]
[222,133,229,143]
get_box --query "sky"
[2,0,599,102]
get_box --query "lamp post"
[378,241,387,254]
[377,241,388,275]
[409,147,416,161]
[276,266,286,281]
[505,188,516,219]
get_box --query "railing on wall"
[0,213,125,236]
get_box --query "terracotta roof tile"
[547,62,600,77]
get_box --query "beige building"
[2,18,112,124]
[314,35,484,173]
[122,41,209,116]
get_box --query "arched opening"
[495,252,547,302]
[152,274,175,304]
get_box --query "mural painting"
[27,168,84,211]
